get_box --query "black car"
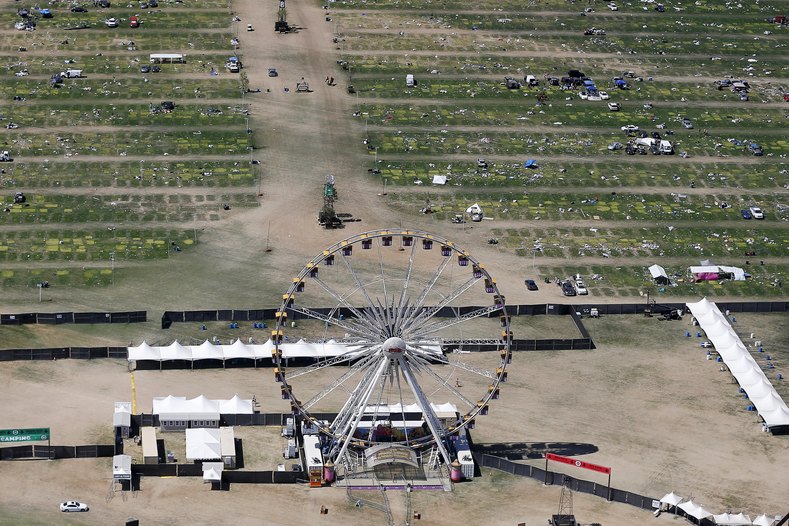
[149,0,158,6]
[561,281,577,296]
[140,64,150,73]
[525,279,539,291]
[71,6,88,11]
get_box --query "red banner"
[546,453,611,475]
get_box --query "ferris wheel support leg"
[398,358,453,467]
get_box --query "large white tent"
[660,491,684,507]
[752,515,776,526]
[686,298,789,431]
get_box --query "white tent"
[222,339,256,360]
[687,298,789,430]
[160,341,191,361]
[112,454,132,480]
[678,500,713,522]
[431,175,447,185]
[713,512,752,525]
[153,395,220,421]
[202,462,224,482]
[218,395,253,415]
[648,264,671,284]
[192,340,224,361]
[660,491,683,507]
[689,265,746,281]
[128,341,160,361]
[113,401,132,428]
[186,428,221,460]
[752,515,775,526]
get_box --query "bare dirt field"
[0,313,786,524]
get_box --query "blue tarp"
[524,160,538,168]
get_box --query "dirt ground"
[0,313,787,524]
[1,0,787,524]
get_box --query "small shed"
[141,427,158,464]
[219,427,237,469]
[113,454,132,481]
[113,401,132,438]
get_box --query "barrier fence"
[473,452,657,511]
[130,413,339,430]
[0,347,129,361]
[0,311,146,325]
[0,444,115,460]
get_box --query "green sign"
[0,428,50,443]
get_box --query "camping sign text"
[0,428,50,443]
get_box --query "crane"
[275,0,290,33]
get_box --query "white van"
[62,69,83,78]
[659,140,674,154]
[406,74,415,87]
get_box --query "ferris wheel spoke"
[443,356,497,380]
[399,276,480,338]
[288,305,378,341]
[407,355,476,411]
[331,355,388,439]
[340,252,389,334]
[393,243,418,331]
[302,354,380,410]
[376,242,390,315]
[395,254,453,332]
[411,303,504,340]
[332,358,391,462]
[285,344,377,380]
[311,275,381,330]
[367,366,390,441]
[398,359,452,466]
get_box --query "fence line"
[0,311,146,325]
[473,452,656,511]
[0,444,115,460]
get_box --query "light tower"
[275,0,289,32]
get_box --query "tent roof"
[185,428,221,460]
[678,500,713,520]
[202,462,224,481]
[649,264,669,279]
[153,395,220,420]
[713,512,752,525]
[752,515,775,526]
[660,491,683,506]
[192,340,224,360]
[219,395,253,415]
[112,454,132,475]
[222,339,255,359]
[128,341,160,361]
[160,341,191,361]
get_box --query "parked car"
[681,118,693,129]
[60,501,89,512]
[247,23,254,31]
[608,141,623,150]
[608,2,618,9]
[747,143,763,156]
[525,279,539,291]
[749,206,764,219]
[140,64,150,73]
[149,0,158,6]
[561,281,577,297]
[621,124,639,132]
[268,68,278,77]
[39,8,53,18]
[574,276,589,295]
[105,17,119,27]
[599,91,610,100]
[607,102,620,111]
[71,6,88,12]
[130,16,139,27]
[740,209,752,220]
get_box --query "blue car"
[39,8,53,17]
[740,209,752,220]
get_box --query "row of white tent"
[127,339,369,362]
[685,298,789,430]
[661,492,779,525]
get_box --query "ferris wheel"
[272,229,511,468]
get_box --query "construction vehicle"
[275,0,291,32]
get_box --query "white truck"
[61,69,83,78]
[659,140,674,154]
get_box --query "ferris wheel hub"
[382,336,407,358]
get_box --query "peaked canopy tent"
[678,500,713,523]
[660,491,684,508]
[713,513,752,525]
[752,515,776,526]
[218,395,253,415]
[153,395,221,431]
[202,462,224,483]
[687,298,789,433]
[689,265,747,282]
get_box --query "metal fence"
[0,311,146,325]
[130,463,301,483]
[0,347,128,361]
[473,453,656,511]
